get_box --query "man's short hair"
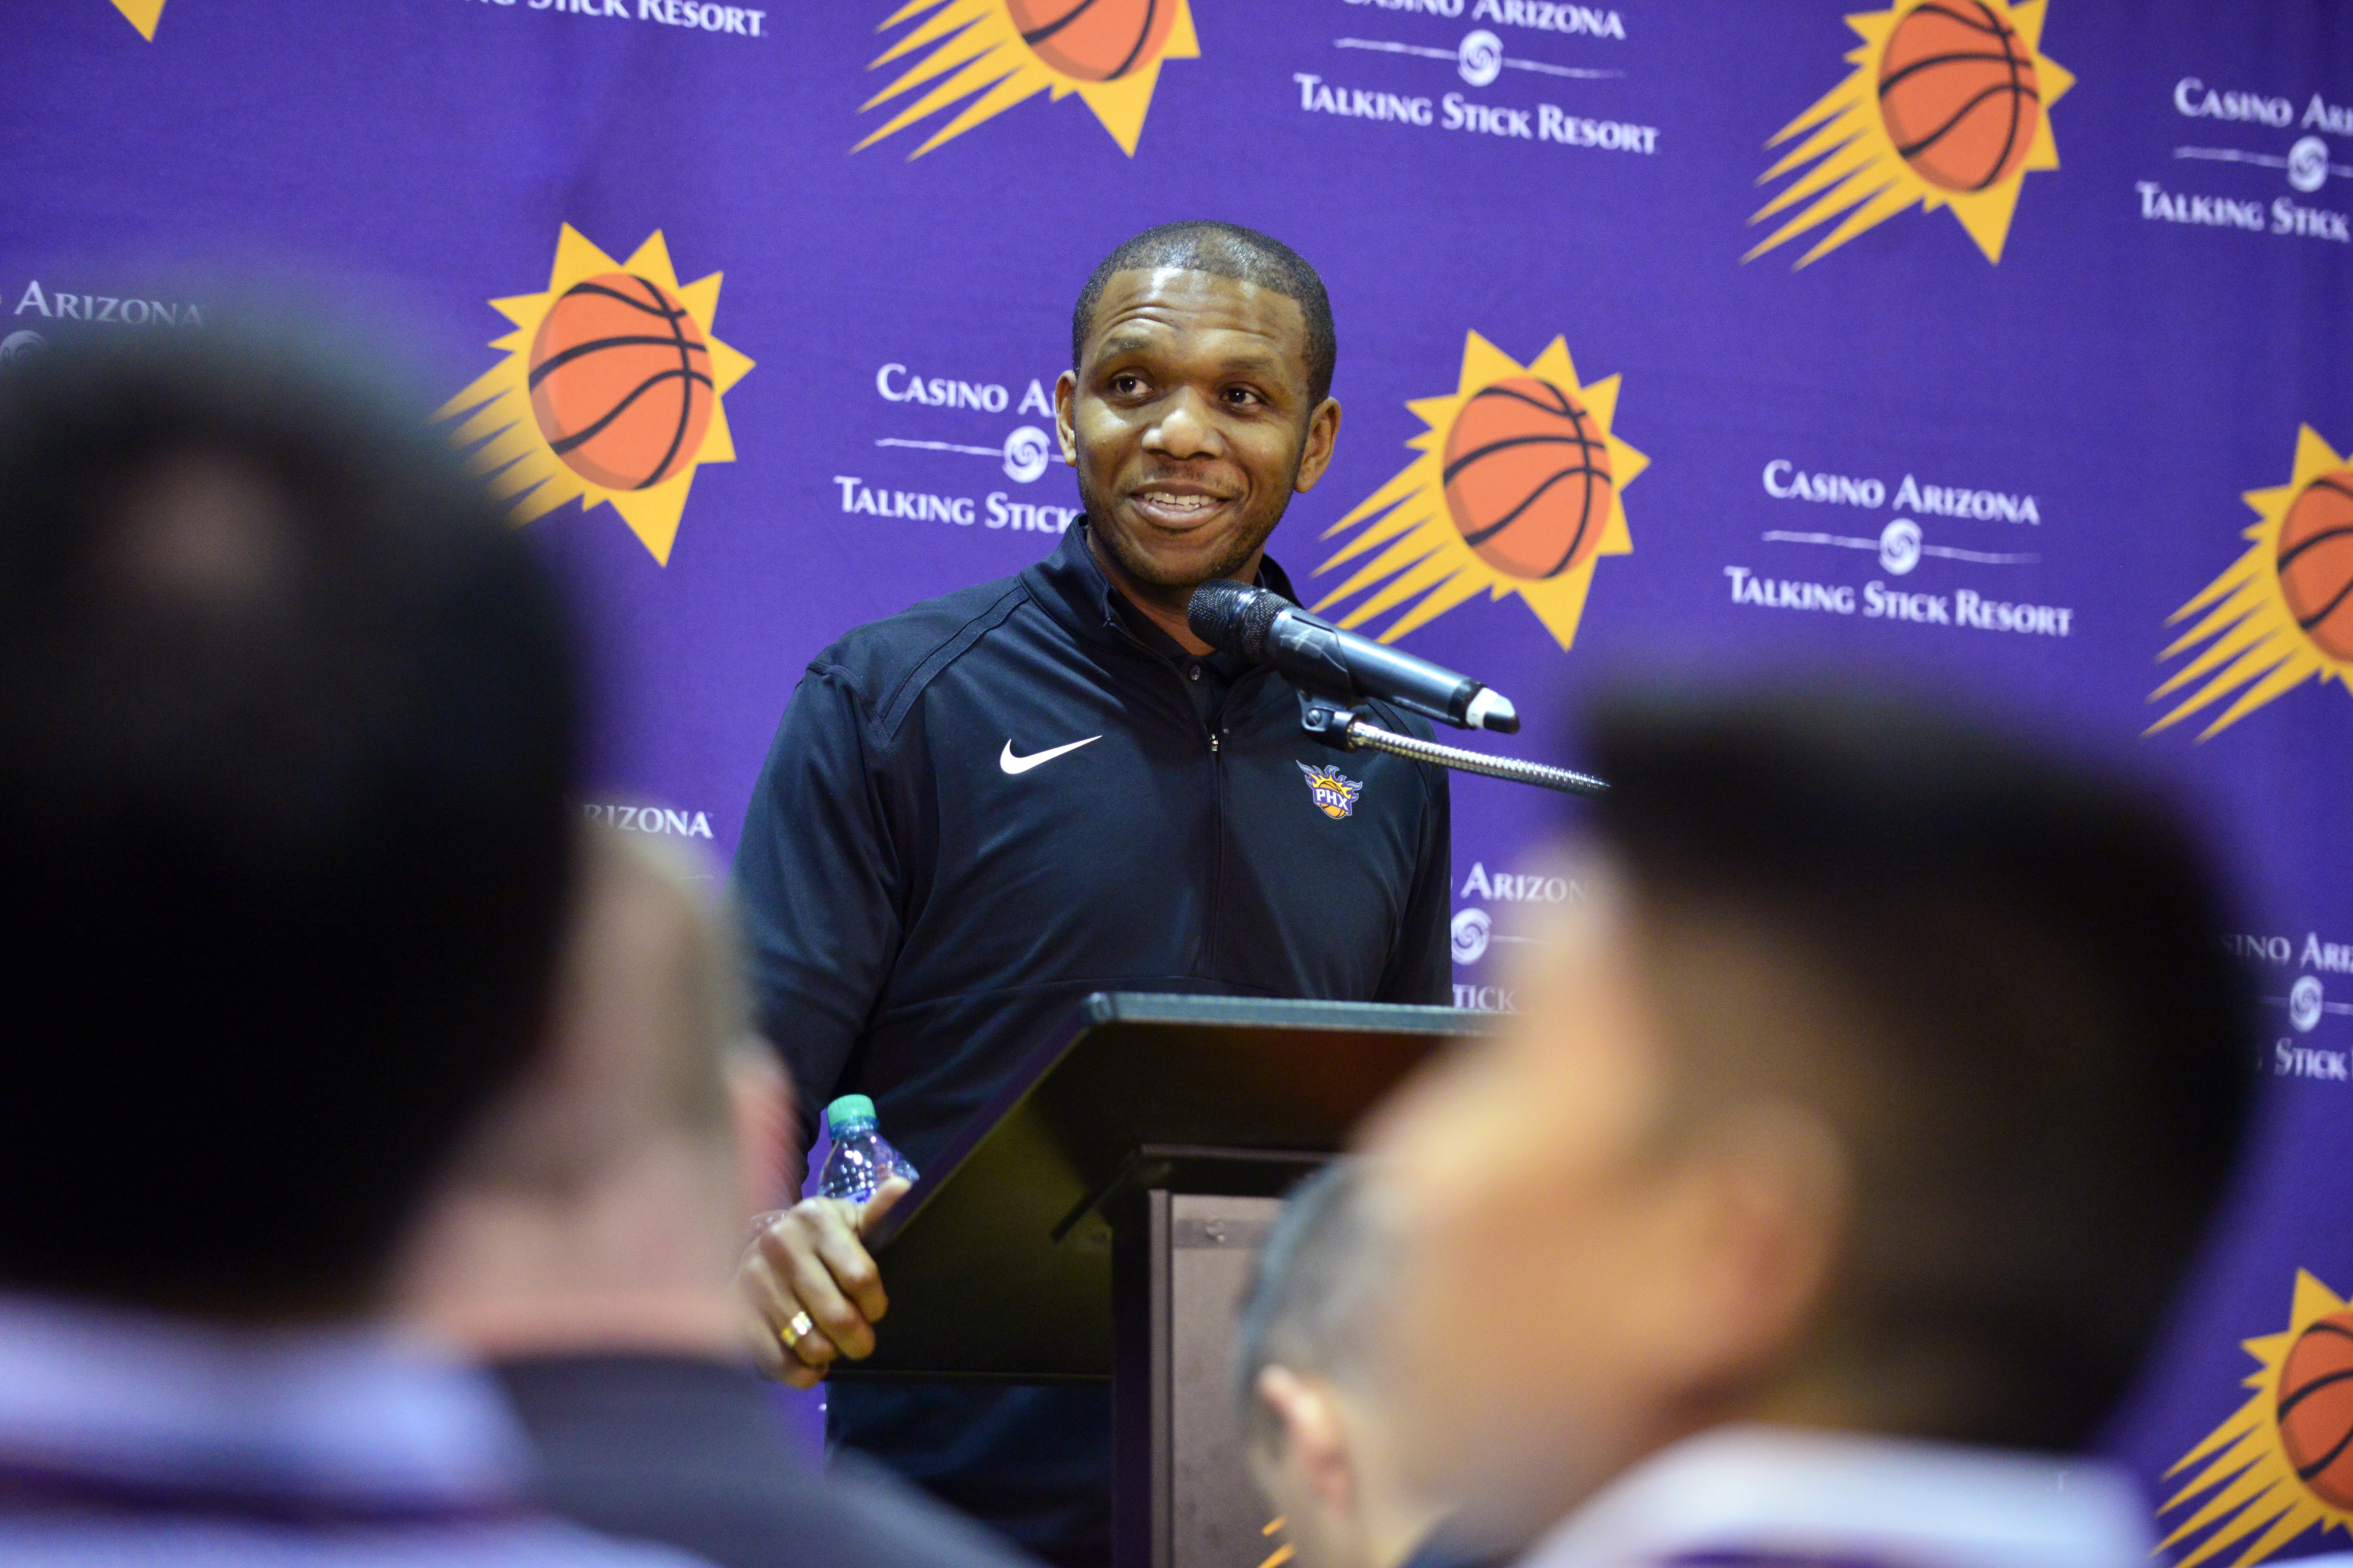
[1073,221,1338,409]
[1233,1159,1388,1448]
[0,324,579,1314]
[1584,681,2257,1450]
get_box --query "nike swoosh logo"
[1000,735,1102,775]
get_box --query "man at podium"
[731,221,1453,1568]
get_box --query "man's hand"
[738,1178,912,1388]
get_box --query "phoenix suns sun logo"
[435,226,754,567]
[856,0,1199,158]
[2150,426,2353,740]
[1313,332,1646,651]
[109,0,162,38]
[1297,761,1364,821]
[1747,0,2072,267]
[2161,1270,2353,1565]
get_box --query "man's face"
[1056,267,1340,590]
[1357,875,1727,1540]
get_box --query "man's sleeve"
[1378,760,1453,1006]
[732,665,904,1165]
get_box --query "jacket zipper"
[1105,620,1229,972]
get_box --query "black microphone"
[1188,580,1519,733]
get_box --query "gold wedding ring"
[781,1310,816,1352]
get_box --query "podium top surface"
[840,992,1498,1381]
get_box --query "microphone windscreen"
[1186,579,1286,662]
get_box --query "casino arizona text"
[14,282,204,327]
[1345,0,1627,38]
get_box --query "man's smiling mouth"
[1128,484,1237,527]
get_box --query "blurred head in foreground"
[0,325,578,1321]
[1362,683,2256,1544]
[397,827,789,1357]
[1236,1161,1445,1568]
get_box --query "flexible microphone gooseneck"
[1187,580,1519,734]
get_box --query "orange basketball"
[1005,0,1176,82]
[2279,1311,2353,1507]
[528,272,713,492]
[2279,470,2353,663]
[1441,377,1614,582]
[1876,0,2042,193]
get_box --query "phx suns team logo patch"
[435,226,755,566]
[1747,0,2072,267]
[856,0,1199,158]
[2161,1270,2353,1565]
[2150,426,2353,740]
[1313,331,1646,651]
[1297,761,1363,821]
[108,0,163,37]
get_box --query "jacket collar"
[1022,520,1304,652]
[1518,1424,2154,1568]
[0,1288,531,1519]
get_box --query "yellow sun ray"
[433,224,755,567]
[855,0,1198,159]
[2160,1271,2353,1567]
[1746,0,2072,267]
[110,0,163,38]
[1311,331,1644,652]
[2148,425,2353,740]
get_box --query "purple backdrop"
[8,1,2353,1560]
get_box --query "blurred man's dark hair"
[1585,681,2254,1449]
[1235,1161,1387,1449]
[1234,1161,1461,1568]
[0,324,578,1317]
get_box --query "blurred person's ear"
[1655,1102,1850,1392]
[727,1043,794,1218]
[1256,1365,1356,1517]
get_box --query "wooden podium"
[834,992,1498,1568]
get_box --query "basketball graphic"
[2276,469,2353,663]
[1876,0,2042,192]
[527,272,714,492]
[857,0,1199,158]
[2154,427,2353,741]
[2280,1312,2353,1509]
[436,225,753,567]
[1312,331,1645,651]
[1441,377,1615,581]
[1749,0,2071,266]
[1005,0,1176,82]
[2164,1271,2353,1566]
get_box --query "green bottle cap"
[825,1095,878,1135]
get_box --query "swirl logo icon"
[1878,518,1923,575]
[1456,30,1503,88]
[2290,136,2331,194]
[2293,976,2327,1035]
[1450,908,1492,966]
[1002,426,1051,484]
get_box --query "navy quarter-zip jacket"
[732,522,1451,1565]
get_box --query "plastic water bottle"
[817,1095,918,1203]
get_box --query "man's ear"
[725,1041,794,1217]
[1292,398,1342,493]
[1054,370,1080,467]
[1256,1365,1356,1517]
[1686,1102,1850,1380]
